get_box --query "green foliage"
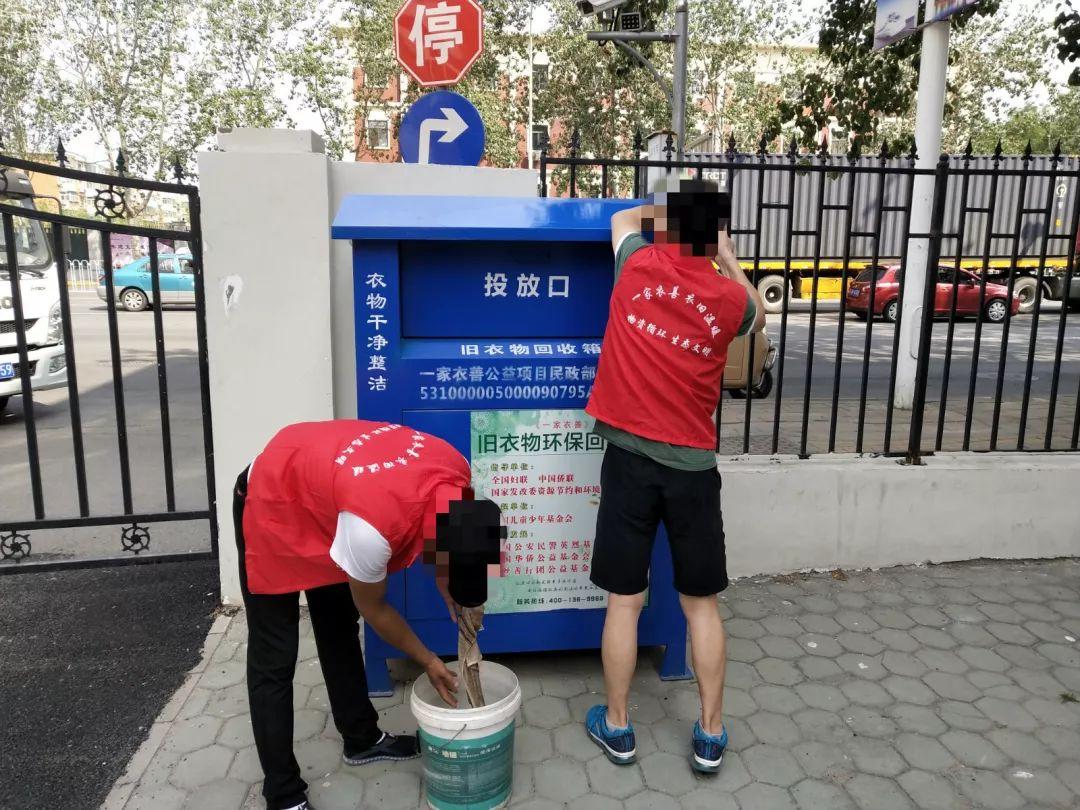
[772,0,1001,151]
[1057,1,1080,85]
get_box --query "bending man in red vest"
[583,177,765,774]
[234,420,503,810]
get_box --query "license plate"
[851,288,861,298]
[0,362,14,381]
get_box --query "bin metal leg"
[659,636,692,681]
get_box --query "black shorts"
[590,444,728,597]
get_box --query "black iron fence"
[0,150,217,571]
[540,137,1080,461]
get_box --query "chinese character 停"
[408,2,463,67]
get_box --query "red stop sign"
[394,0,484,87]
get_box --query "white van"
[0,169,66,413]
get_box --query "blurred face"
[642,193,722,258]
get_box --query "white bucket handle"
[409,681,469,752]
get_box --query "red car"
[846,265,1021,323]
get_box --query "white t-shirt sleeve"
[328,511,392,583]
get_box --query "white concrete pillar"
[198,129,335,604]
[895,21,951,409]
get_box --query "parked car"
[846,265,1021,324]
[97,253,196,311]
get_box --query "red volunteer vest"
[242,420,471,594]
[586,244,748,449]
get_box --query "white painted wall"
[721,452,1080,578]
[199,130,336,603]
[201,131,538,602]
[327,162,538,418]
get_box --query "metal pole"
[895,20,950,409]
[527,1,535,171]
[673,0,689,157]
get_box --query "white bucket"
[410,661,521,810]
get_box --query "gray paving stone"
[798,596,840,615]
[938,699,994,732]
[880,651,927,678]
[761,615,803,637]
[793,708,854,745]
[836,631,884,656]
[846,739,906,777]
[887,702,948,736]
[553,723,603,762]
[126,783,188,810]
[181,777,250,810]
[1005,768,1076,807]
[640,751,699,796]
[975,696,1039,730]
[523,695,571,729]
[724,661,761,690]
[755,658,804,687]
[585,754,644,799]
[872,628,920,653]
[881,674,936,706]
[796,656,843,680]
[793,683,846,712]
[749,685,805,716]
[998,642,1055,670]
[837,654,887,680]
[162,715,224,756]
[682,786,740,810]
[797,614,843,635]
[845,773,914,810]
[1035,725,1080,759]
[725,617,767,639]
[940,729,1009,769]
[951,767,1026,809]
[895,732,956,771]
[840,679,891,707]
[747,712,801,747]
[741,744,804,787]
[304,772,364,809]
[842,706,898,739]
[834,610,879,633]
[1038,642,1080,667]
[799,633,843,658]
[923,670,981,701]
[979,602,1028,624]
[869,608,917,631]
[790,740,853,781]
[723,686,758,719]
[510,799,562,810]
[735,782,798,810]
[987,621,1039,645]
[362,771,420,809]
[896,769,962,810]
[1011,666,1067,699]
[1056,760,1080,795]
[516,726,554,763]
[568,795,623,810]
[170,745,234,790]
[534,757,589,802]
[914,647,967,673]
[728,637,766,663]
[949,621,999,647]
[625,789,682,810]
[758,636,805,660]
[540,673,588,698]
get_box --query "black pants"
[234,468,381,810]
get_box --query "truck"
[0,168,67,413]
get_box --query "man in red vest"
[234,419,503,810]
[583,177,765,774]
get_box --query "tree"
[0,0,68,154]
[772,0,1001,151]
[1056,0,1080,86]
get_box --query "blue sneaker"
[691,721,727,773]
[585,705,637,764]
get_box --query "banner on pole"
[929,0,979,23]
[873,0,920,50]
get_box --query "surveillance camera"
[576,0,630,16]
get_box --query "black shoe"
[343,732,421,766]
[279,801,313,810]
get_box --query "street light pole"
[584,2,690,157]
[527,0,535,170]
[895,20,951,409]
[672,0,688,157]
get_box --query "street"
[0,293,211,562]
[2,295,1078,561]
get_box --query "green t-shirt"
[593,233,757,472]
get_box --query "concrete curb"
[99,612,234,810]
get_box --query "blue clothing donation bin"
[331,195,692,696]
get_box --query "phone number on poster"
[418,384,593,402]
